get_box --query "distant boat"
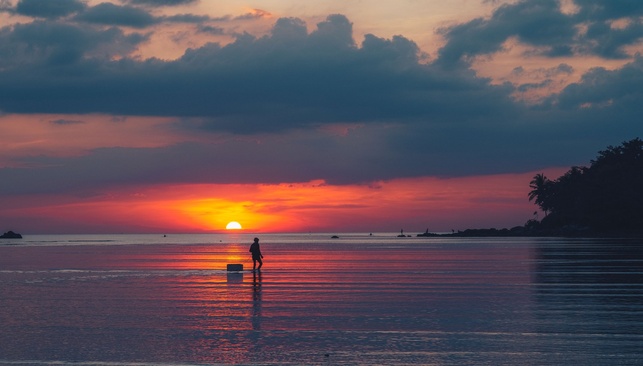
[331,235,339,239]
[397,229,407,237]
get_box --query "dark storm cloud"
[582,20,643,59]
[124,0,199,7]
[574,0,643,20]
[3,0,215,27]
[0,21,148,67]
[438,0,576,65]
[2,79,639,195]
[14,0,86,19]
[0,14,517,134]
[0,10,642,193]
[556,55,643,110]
[438,0,643,64]
[74,2,158,28]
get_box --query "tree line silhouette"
[528,138,643,236]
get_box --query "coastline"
[416,227,643,239]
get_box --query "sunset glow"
[0,170,567,234]
[0,0,641,234]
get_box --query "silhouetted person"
[249,237,263,271]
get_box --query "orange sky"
[1,0,641,234]
[1,170,566,234]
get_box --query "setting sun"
[225,221,242,230]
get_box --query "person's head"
[254,237,259,243]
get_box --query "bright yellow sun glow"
[225,221,242,230]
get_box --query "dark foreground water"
[0,233,642,365]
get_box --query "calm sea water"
[1,233,642,365]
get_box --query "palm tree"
[528,173,545,201]
[528,173,550,216]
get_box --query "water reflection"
[3,237,643,365]
[530,239,643,363]
[252,270,262,331]
[534,239,643,282]
[226,271,244,284]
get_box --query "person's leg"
[252,259,257,270]
[257,257,263,269]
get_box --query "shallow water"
[1,234,642,365]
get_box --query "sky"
[1,0,642,234]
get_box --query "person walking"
[249,237,264,271]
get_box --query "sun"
[225,221,242,230]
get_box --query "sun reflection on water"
[2,237,642,364]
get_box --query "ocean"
[1,233,642,365]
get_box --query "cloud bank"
[1,0,642,196]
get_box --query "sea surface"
[1,233,642,365]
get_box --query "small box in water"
[227,264,243,271]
